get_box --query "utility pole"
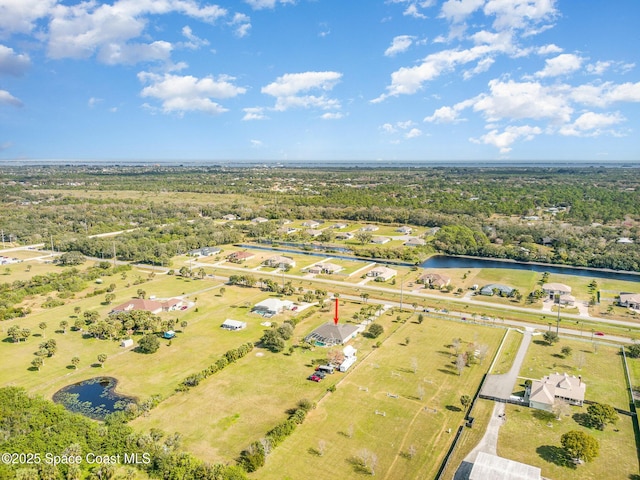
[50,235,54,257]
[555,293,561,334]
[112,241,116,267]
[1,229,4,248]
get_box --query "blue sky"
[1,0,639,162]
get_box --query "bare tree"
[575,352,586,370]
[417,385,425,401]
[357,449,378,475]
[347,423,354,438]
[410,357,418,374]
[552,398,571,420]
[456,354,466,376]
[477,344,489,364]
[452,337,461,355]
[407,445,417,459]
[317,439,326,456]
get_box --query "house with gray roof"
[305,323,359,347]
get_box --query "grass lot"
[254,318,504,479]
[499,403,637,480]
[490,329,523,375]
[517,338,629,409]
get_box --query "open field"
[499,403,637,480]
[254,319,504,479]
[489,328,523,375]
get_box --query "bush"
[138,334,160,354]
[367,323,384,338]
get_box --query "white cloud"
[534,53,582,78]
[537,43,563,55]
[569,81,640,108]
[47,0,227,64]
[0,0,56,36]
[0,89,22,107]
[0,44,30,76]
[472,79,573,123]
[244,0,296,10]
[380,123,397,134]
[138,72,246,115]
[405,127,422,138]
[242,107,268,120]
[559,111,624,137]
[262,71,342,112]
[404,4,427,19]
[250,139,263,147]
[373,43,507,102]
[181,25,210,49]
[321,112,343,120]
[88,97,103,108]
[424,105,462,123]
[229,13,251,38]
[384,35,415,57]
[474,125,542,153]
[484,0,558,33]
[440,0,484,23]
[463,57,495,79]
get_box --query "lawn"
[490,328,524,375]
[499,403,638,480]
[254,318,504,479]
[517,338,629,409]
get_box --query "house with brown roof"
[111,297,183,315]
[264,255,296,268]
[418,272,451,289]
[526,373,586,411]
[227,251,256,263]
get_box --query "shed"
[163,330,175,339]
[339,356,357,372]
[120,339,134,348]
[221,319,247,331]
[343,345,357,358]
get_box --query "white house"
[251,217,269,223]
[120,339,134,348]
[221,319,247,331]
[367,266,397,281]
[371,236,390,244]
[361,225,379,232]
[222,214,237,221]
[332,223,348,229]
[542,283,572,299]
[470,452,541,480]
[302,220,320,228]
[264,255,296,268]
[527,373,586,411]
[188,246,221,257]
[306,262,343,275]
[396,226,413,234]
[619,293,640,310]
[404,237,426,247]
[252,298,294,316]
[306,229,323,237]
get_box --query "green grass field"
[499,403,637,480]
[254,318,504,479]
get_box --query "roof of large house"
[305,323,359,344]
[530,373,586,405]
[419,272,451,284]
[266,255,295,264]
[228,251,254,260]
[369,266,397,276]
[111,298,163,313]
[542,282,572,293]
[480,283,513,294]
[470,452,541,480]
[254,298,294,311]
[620,293,640,303]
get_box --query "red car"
[594,331,605,336]
[307,374,322,382]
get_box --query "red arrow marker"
[333,297,339,325]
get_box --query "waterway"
[240,243,640,283]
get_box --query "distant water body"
[1,159,639,169]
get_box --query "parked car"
[307,374,322,382]
[594,331,605,336]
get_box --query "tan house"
[371,236,390,244]
[306,262,343,274]
[527,373,586,411]
[418,272,451,289]
[111,298,183,315]
[367,266,397,281]
[251,217,269,223]
[396,226,413,234]
[404,237,426,247]
[542,283,572,299]
[361,225,379,232]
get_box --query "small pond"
[52,377,135,420]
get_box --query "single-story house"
[367,266,397,281]
[361,225,379,232]
[526,372,586,411]
[404,237,426,247]
[470,452,541,480]
[302,220,321,228]
[332,223,348,229]
[558,294,576,306]
[418,273,451,289]
[542,283,572,299]
[221,319,247,331]
[306,229,323,237]
[305,323,359,347]
[251,217,269,224]
[306,262,343,275]
[222,214,238,221]
[396,226,413,234]
[252,298,295,317]
[619,293,640,309]
[111,298,183,314]
[120,339,134,348]
[264,255,296,268]
[371,236,390,244]
[277,226,297,235]
[188,246,221,257]
[617,237,634,244]
[479,284,514,296]
[336,232,353,240]
[227,251,255,263]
